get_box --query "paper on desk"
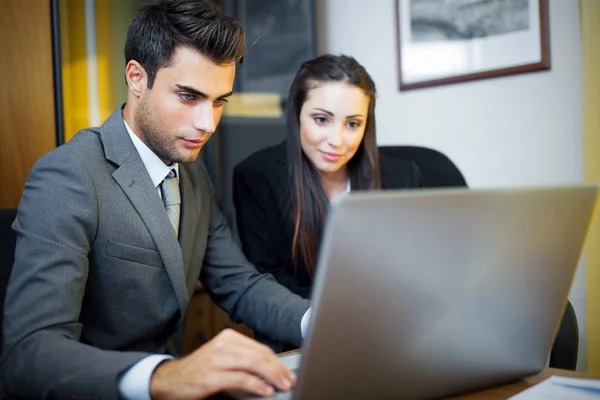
[509,376,600,399]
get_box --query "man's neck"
[122,102,172,166]
[122,102,137,137]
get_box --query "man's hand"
[149,329,296,399]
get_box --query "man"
[0,1,311,399]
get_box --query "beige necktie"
[160,169,180,237]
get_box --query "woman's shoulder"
[233,140,290,197]
[235,140,287,175]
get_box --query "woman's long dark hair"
[287,54,381,277]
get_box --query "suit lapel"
[101,106,188,318]
[178,164,200,280]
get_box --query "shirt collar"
[124,119,178,187]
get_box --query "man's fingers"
[213,371,275,398]
[210,353,294,392]
[214,329,272,353]
[211,330,296,385]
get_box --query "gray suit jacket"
[1,107,311,399]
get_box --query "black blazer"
[233,140,423,300]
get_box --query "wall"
[318,0,587,369]
[0,1,57,208]
[581,0,600,374]
[58,0,137,142]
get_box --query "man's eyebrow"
[216,91,234,99]
[175,84,233,99]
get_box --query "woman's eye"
[314,116,328,124]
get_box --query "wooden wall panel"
[183,287,254,355]
[0,0,57,208]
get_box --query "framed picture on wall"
[396,0,550,90]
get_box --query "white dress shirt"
[118,120,177,399]
[124,120,178,195]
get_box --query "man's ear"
[125,60,147,97]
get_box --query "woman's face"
[299,81,370,178]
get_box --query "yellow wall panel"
[59,0,89,141]
[96,0,114,122]
[581,0,600,374]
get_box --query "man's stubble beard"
[135,95,201,165]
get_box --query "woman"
[233,53,422,305]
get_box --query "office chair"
[549,301,579,370]
[379,145,468,187]
[380,145,579,370]
[0,208,18,354]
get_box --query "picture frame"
[396,0,550,91]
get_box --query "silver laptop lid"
[295,185,598,400]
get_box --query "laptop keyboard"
[230,368,299,400]
[271,390,293,399]
[232,353,301,400]
[268,368,298,400]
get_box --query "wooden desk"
[275,353,596,399]
[446,368,594,399]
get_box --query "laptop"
[234,185,599,400]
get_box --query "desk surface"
[277,349,597,399]
[216,365,594,399]
[446,368,594,399]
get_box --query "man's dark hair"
[124,0,246,88]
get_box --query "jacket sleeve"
[200,165,310,347]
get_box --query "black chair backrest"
[379,145,467,188]
[0,208,17,354]
[550,301,579,370]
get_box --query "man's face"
[135,46,235,164]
